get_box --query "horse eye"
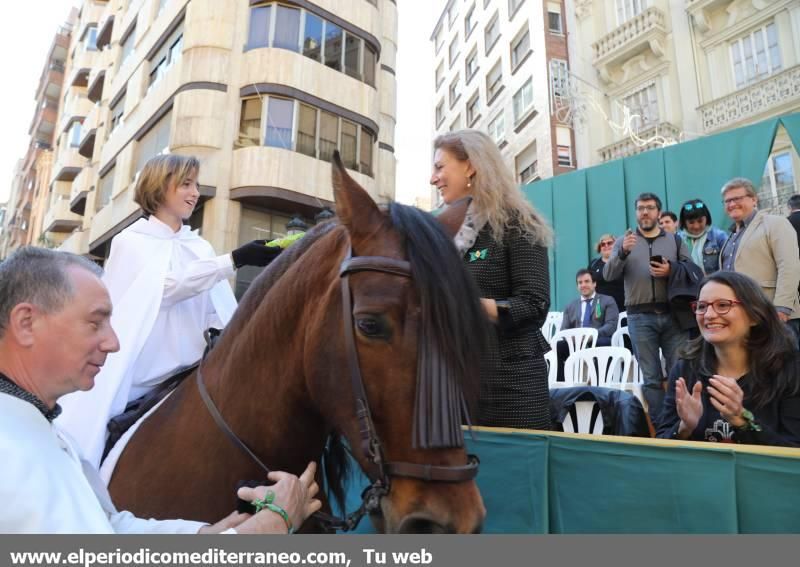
[356,316,386,338]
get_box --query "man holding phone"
[604,192,693,423]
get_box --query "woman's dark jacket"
[589,256,625,312]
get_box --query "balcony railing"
[592,7,667,82]
[598,121,682,162]
[43,195,82,233]
[699,64,800,132]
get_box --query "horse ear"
[436,197,470,239]
[332,151,383,239]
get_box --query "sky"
[0,1,436,206]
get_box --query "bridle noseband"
[197,245,479,532]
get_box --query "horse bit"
[196,245,479,532]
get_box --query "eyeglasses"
[723,195,749,206]
[683,202,705,211]
[636,205,658,212]
[690,299,743,315]
[600,240,614,248]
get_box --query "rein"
[196,245,479,532]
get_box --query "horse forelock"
[388,203,489,449]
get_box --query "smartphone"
[650,255,664,264]
[625,228,634,237]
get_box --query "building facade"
[18,0,396,286]
[429,0,575,207]
[0,19,74,258]
[566,0,800,213]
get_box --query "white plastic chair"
[540,312,563,342]
[560,401,604,434]
[550,327,598,356]
[617,310,627,329]
[544,349,559,387]
[564,346,632,387]
[611,326,629,349]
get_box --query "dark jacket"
[677,226,729,275]
[789,210,800,257]
[657,358,800,447]
[589,257,625,312]
[560,293,619,339]
[464,221,551,430]
[549,386,650,437]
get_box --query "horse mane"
[388,203,489,447]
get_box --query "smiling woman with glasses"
[677,198,728,276]
[588,233,625,312]
[657,271,800,446]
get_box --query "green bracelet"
[263,503,294,534]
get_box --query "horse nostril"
[397,514,452,534]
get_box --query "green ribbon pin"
[469,249,488,262]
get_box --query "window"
[487,112,505,143]
[237,98,263,147]
[363,43,377,87]
[435,61,444,88]
[516,142,538,184]
[512,78,533,123]
[297,103,317,157]
[509,0,524,18]
[434,25,443,54]
[273,5,300,51]
[486,60,502,102]
[449,74,460,107]
[148,26,183,89]
[344,32,362,79]
[109,92,126,135]
[510,26,530,70]
[158,0,169,14]
[248,5,271,49]
[465,4,476,38]
[120,25,136,67]
[96,166,115,211]
[730,22,782,89]
[550,59,569,98]
[465,48,478,82]
[265,97,294,149]
[449,35,459,67]
[761,151,796,209]
[621,83,658,132]
[85,26,98,51]
[485,13,500,54]
[436,99,445,126]
[303,12,323,62]
[360,127,374,176]
[69,121,82,148]
[450,114,461,132]
[548,2,562,33]
[134,111,171,178]
[616,0,647,26]
[340,120,358,170]
[556,126,573,167]
[325,22,343,71]
[319,110,338,162]
[467,91,480,125]
[447,1,459,28]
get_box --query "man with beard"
[604,193,691,423]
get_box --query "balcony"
[592,7,668,84]
[28,99,59,145]
[686,0,732,33]
[699,64,800,132]
[43,195,82,233]
[598,121,683,162]
[69,47,99,87]
[96,13,114,50]
[60,94,93,133]
[35,63,65,102]
[70,164,95,216]
[52,148,85,182]
[59,229,90,255]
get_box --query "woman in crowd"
[58,154,280,467]
[658,271,800,445]
[430,129,553,430]
[677,198,728,275]
[588,233,625,312]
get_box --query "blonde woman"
[430,129,553,430]
[58,154,280,468]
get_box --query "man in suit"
[788,194,800,256]
[719,178,800,345]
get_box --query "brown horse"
[107,156,489,533]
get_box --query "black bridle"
[196,246,479,532]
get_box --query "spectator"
[658,271,800,446]
[431,129,553,430]
[0,247,320,533]
[589,234,625,312]
[604,193,692,420]
[719,178,800,345]
[788,194,800,255]
[659,211,678,234]
[677,198,728,275]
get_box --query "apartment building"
[26,0,396,292]
[0,20,74,257]
[567,0,800,212]
[430,0,575,206]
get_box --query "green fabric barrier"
[779,113,800,157]
[663,118,779,228]
[522,180,556,308]
[339,429,800,533]
[585,160,628,257]
[622,149,666,231]
[551,170,589,309]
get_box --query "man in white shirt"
[0,247,320,534]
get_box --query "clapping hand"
[675,377,704,439]
[707,375,746,428]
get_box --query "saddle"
[101,328,223,463]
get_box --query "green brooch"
[469,249,488,262]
